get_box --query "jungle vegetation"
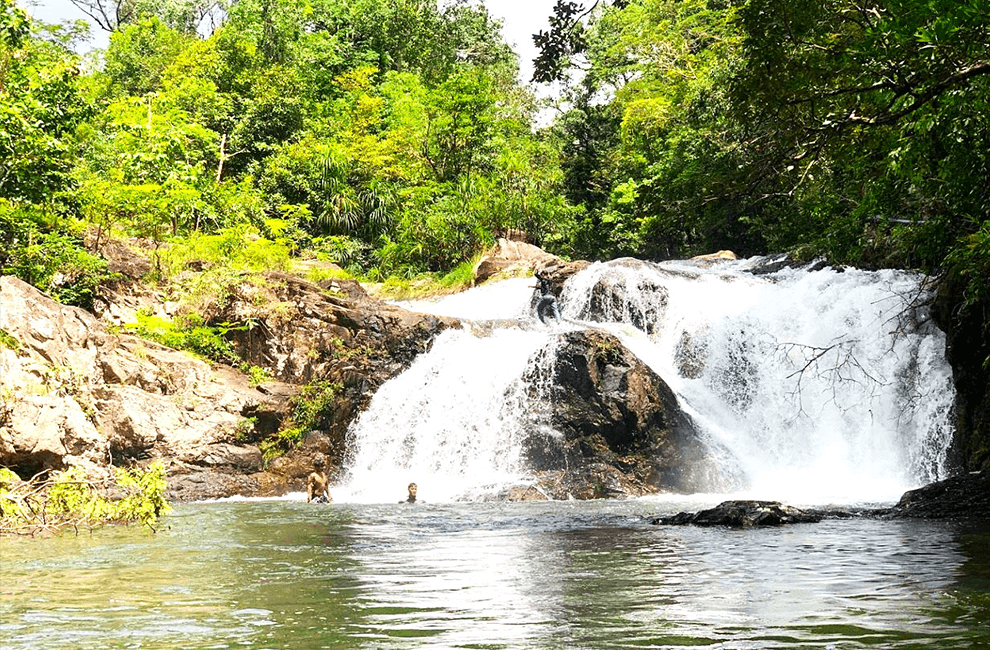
[1,0,988,305]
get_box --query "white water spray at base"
[334,327,556,503]
[337,258,955,505]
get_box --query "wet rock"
[571,258,669,336]
[522,330,719,498]
[217,271,460,468]
[887,470,990,520]
[653,500,823,527]
[744,254,831,276]
[267,431,336,490]
[932,273,990,473]
[674,330,707,379]
[166,465,261,503]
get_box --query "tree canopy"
[1,0,987,307]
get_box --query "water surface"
[2,499,989,649]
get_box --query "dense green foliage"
[0,461,171,535]
[2,0,988,301]
[546,0,989,301]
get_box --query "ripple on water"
[1,501,988,649]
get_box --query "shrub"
[1,462,171,536]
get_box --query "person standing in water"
[400,482,417,503]
[307,456,331,503]
[534,270,560,324]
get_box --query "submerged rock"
[522,330,720,498]
[653,500,824,527]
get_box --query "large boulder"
[473,238,564,285]
[214,271,460,468]
[888,470,990,520]
[521,330,719,498]
[0,276,289,478]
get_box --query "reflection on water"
[2,500,989,649]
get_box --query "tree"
[733,0,990,273]
[1,0,91,205]
[102,16,191,97]
[66,0,219,33]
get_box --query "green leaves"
[0,0,29,52]
[2,461,171,534]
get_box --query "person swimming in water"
[307,456,331,504]
[400,482,417,503]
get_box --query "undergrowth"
[260,379,341,463]
[0,462,171,536]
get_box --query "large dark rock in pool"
[653,500,823,527]
[521,330,719,499]
[888,470,990,520]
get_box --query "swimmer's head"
[408,483,417,498]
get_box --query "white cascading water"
[335,260,955,504]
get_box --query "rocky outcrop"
[653,500,824,527]
[933,273,990,472]
[0,271,461,500]
[0,276,289,479]
[521,330,718,499]
[215,272,459,468]
[690,250,737,263]
[473,237,561,285]
[887,470,990,520]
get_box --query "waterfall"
[336,259,955,504]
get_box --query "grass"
[367,256,482,300]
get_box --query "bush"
[260,379,340,462]
[1,461,171,536]
[124,310,241,365]
[0,201,112,309]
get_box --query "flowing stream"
[341,258,954,504]
[2,257,981,650]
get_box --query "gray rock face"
[0,276,287,477]
[522,330,719,498]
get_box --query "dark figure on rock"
[534,270,560,324]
